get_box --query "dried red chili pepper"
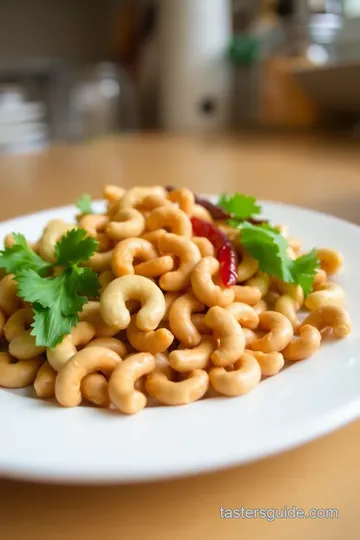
[191,217,238,287]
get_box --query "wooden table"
[0,133,359,540]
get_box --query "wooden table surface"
[0,133,359,540]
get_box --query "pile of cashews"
[0,185,352,414]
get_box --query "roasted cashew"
[305,282,345,311]
[276,283,304,308]
[209,352,261,397]
[0,352,43,388]
[141,229,167,249]
[34,361,57,398]
[84,249,113,273]
[253,300,268,314]
[204,306,245,367]
[168,336,216,372]
[109,352,155,414]
[55,347,121,407]
[313,268,327,290]
[190,313,212,335]
[146,206,192,238]
[281,325,322,361]
[38,219,75,262]
[190,204,213,222]
[245,349,284,376]
[4,306,33,341]
[118,186,166,210]
[225,302,259,330]
[0,308,5,338]
[141,193,172,210]
[135,255,174,278]
[243,328,258,347]
[145,369,209,405]
[246,273,270,297]
[301,305,351,338]
[112,238,157,277]
[192,236,215,257]
[100,275,166,331]
[85,337,127,357]
[126,315,174,353]
[158,233,201,292]
[316,248,343,275]
[191,257,235,307]
[81,373,110,408]
[0,274,21,316]
[79,301,119,337]
[9,329,45,360]
[106,208,146,241]
[274,295,300,331]
[168,292,204,347]
[237,251,259,282]
[233,285,261,306]
[167,188,195,215]
[251,311,293,353]
[79,214,112,252]
[98,269,115,294]
[47,321,95,372]
[103,184,125,202]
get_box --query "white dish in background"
[0,198,359,484]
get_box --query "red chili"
[191,217,238,287]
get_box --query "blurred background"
[1,0,360,153]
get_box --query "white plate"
[0,199,359,484]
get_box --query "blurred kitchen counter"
[1,133,360,540]
[0,132,359,223]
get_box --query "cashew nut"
[55,347,121,407]
[81,372,110,408]
[145,369,209,405]
[112,238,157,277]
[100,275,166,331]
[225,302,259,330]
[301,305,351,338]
[204,306,245,367]
[191,257,235,307]
[305,282,345,311]
[246,273,270,297]
[243,328,258,347]
[313,268,327,290]
[168,336,216,372]
[209,352,261,397]
[167,188,195,215]
[190,313,212,335]
[233,285,261,306]
[79,301,119,337]
[0,274,21,316]
[251,311,293,353]
[168,292,204,347]
[104,184,125,202]
[109,352,155,414]
[47,321,95,372]
[98,269,115,293]
[135,255,174,278]
[79,214,112,252]
[316,248,343,275]
[158,233,201,292]
[253,300,268,314]
[147,206,192,238]
[85,337,128,357]
[38,219,75,262]
[118,186,166,210]
[190,204,213,222]
[9,329,45,360]
[237,251,259,282]
[192,236,215,257]
[0,352,43,388]
[4,306,33,341]
[106,208,146,241]
[84,249,113,273]
[34,361,57,398]
[245,349,284,376]
[126,315,174,353]
[281,324,322,361]
[274,294,300,330]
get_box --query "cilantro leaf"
[237,222,319,294]
[291,249,319,296]
[31,302,78,349]
[55,229,98,266]
[76,193,94,214]
[0,234,50,276]
[218,193,261,220]
[67,266,100,298]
